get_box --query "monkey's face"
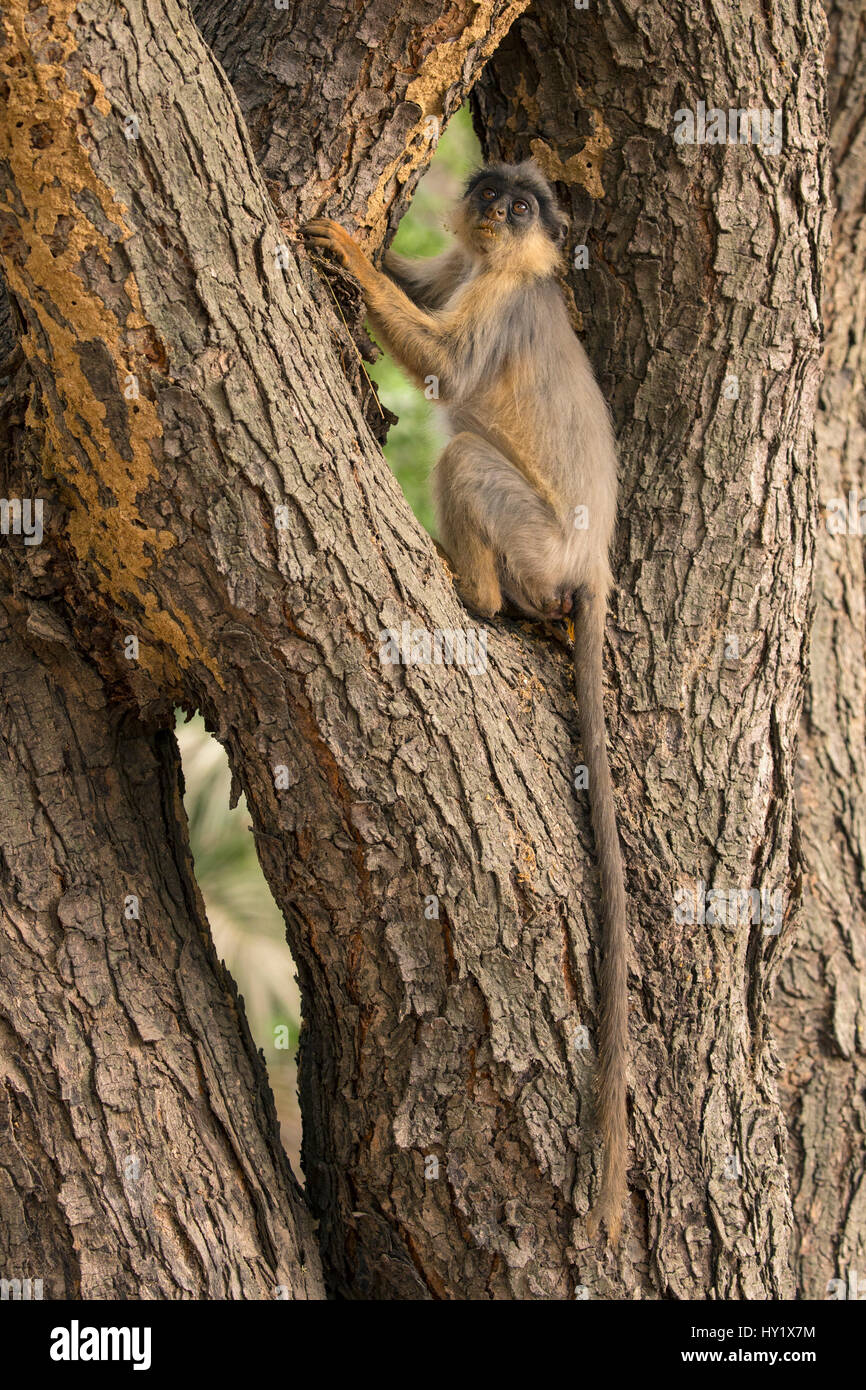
[460,178,539,255]
[457,163,568,266]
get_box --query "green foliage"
[367,106,481,533]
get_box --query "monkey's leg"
[434,432,568,619]
[434,435,503,616]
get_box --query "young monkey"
[304,162,629,1246]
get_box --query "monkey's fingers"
[301,217,342,237]
[302,219,366,276]
[302,223,345,258]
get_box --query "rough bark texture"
[0,0,849,1302]
[475,0,830,1295]
[1,0,597,1300]
[772,0,866,1297]
[190,0,531,440]
[0,387,323,1298]
[192,0,529,245]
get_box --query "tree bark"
[0,0,845,1301]
[474,0,830,1295]
[771,0,866,1296]
[192,0,529,242]
[0,346,323,1298]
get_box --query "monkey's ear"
[553,212,570,247]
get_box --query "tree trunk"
[0,342,323,1298]
[474,0,830,1296]
[771,0,866,1295]
[192,0,530,241]
[0,0,850,1301]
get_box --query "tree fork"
[0,0,840,1298]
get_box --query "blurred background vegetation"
[367,107,481,531]
[175,107,480,1176]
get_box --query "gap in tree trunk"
[174,711,304,1179]
[366,105,481,535]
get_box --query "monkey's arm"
[383,246,469,310]
[303,219,455,387]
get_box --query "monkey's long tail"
[573,589,629,1248]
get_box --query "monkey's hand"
[302,219,372,285]
[303,219,451,386]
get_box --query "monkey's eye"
[512,199,530,215]
[481,187,497,201]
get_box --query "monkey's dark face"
[458,162,567,261]
[466,179,537,247]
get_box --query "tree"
[0,0,861,1300]
[771,0,866,1296]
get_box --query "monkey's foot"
[540,618,573,652]
[537,589,574,620]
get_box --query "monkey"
[303,161,629,1246]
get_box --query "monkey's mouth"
[477,223,500,240]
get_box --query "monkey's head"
[455,162,569,272]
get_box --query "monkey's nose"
[489,206,507,221]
